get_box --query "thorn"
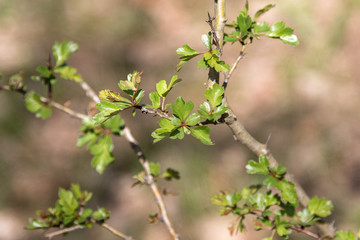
[265,133,272,148]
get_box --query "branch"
[223,99,336,237]
[98,222,133,240]
[122,127,179,240]
[77,82,179,240]
[0,85,89,120]
[45,225,83,239]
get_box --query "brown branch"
[45,225,83,239]
[0,85,89,120]
[122,127,179,240]
[98,222,133,240]
[76,82,179,240]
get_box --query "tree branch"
[77,82,179,240]
[99,222,133,240]
[122,127,179,240]
[45,225,83,239]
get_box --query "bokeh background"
[0,0,360,239]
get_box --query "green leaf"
[253,22,270,34]
[197,57,208,69]
[77,132,98,148]
[205,83,225,109]
[102,114,125,135]
[176,60,187,72]
[162,168,180,180]
[36,66,52,78]
[335,230,357,240]
[24,91,52,119]
[267,21,286,37]
[246,156,269,175]
[78,208,93,224]
[149,162,161,177]
[185,113,200,126]
[190,126,213,145]
[167,75,182,94]
[58,188,78,216]
[55,66,83,82]
[176,45,201,71]
[280,34,299,46]
[201,33,211,50]
[92,208,110,221]
[254,4,276,21]
[169,127,185,140]
[214,61,230,72]
[70,184,82,199]
[171,97,194,122]
[134,90,145,104]
[176,44,199,56]
[93,101,125,125]
[276,180,298,206]
[156,80,168,98]
[308,196,333,217]
[148,92,161,108]
[26,218,48,229]
[52,41,79,67]
[275,216,292,237]
[90,134,114,174]
[213,103,228,116]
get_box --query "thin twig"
[99,222,133,240]
[45,225,83,239]
[222,42,248,89]
[0,85,89,120]
[122,127,179,240]
[206,13,221,54]
[214,0,335,237]
[75,82,179,240]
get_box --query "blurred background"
[0,0,360,239]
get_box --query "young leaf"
[275,217,292,237]
[90,134,114,174]
[201,33,211,50]
[92,208,110,221]
[52,41,79,67]
[93,101,127,125]
[253,22,270,34]
[254,4,276,21]
[308,196,333,217]
[162,168,180,181]
[55,66,83,82]
[26,218,48,229]
[205,83,224,109]
[176,44,199,56]
[190,126,213,145]
[185,113,201,126]
[149,162,161,177]
[156,80,168,97]
[77,132,98,148]
[246,156,269,175]
[148,92,161,109]
[102,114,125,135]
[276,180,298,206]
[335,230,356,240]
[24,91,52,119]
[176,44,201,71]
[171,97,194,122]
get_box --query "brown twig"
[77,82,179,240]
[212,0,335,237]
[45,225,83,239]
[98,222,133,240]
[122,127,179,240]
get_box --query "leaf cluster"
[27,184,110,230]
[212,155,336,239]
[32,41,83,85]
[77,115,124,174]
[133,161,180,186]
[224,1,299,46]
